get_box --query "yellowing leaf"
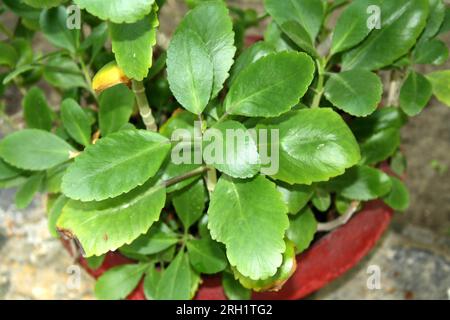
[92,61,130,93]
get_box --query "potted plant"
[0,0,449,300]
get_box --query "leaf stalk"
[132,80,158,132]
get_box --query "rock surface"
[0,189,94,300]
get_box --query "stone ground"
[0,190,94,299]
[0,0,449,300]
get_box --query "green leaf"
[326,165,392,201]
[257,108,360,185]
[222,272,251,300]
[324,70,382,117]
[110,7,159,81]
[143,266,162,300]
[420,0,446,40]
[400,71,433,116]
[85,255,106,270]
[360,128,401,165]
[311,188,331,212]
[155,251,192,300]
[173,179,206,230]
[3,65,38,85]
[198,215,211,239]
[0,129,76,171]
[43,55,87,90]
[160,110,197,139]
[23,0,66,8]
[413,39,449,65]
[57,179,166,257]
[120,222,178,256]
[390,150,407,176]
[225,52,315,117]
[178,1,236,98]
[208,175,289,280]
[0,43,18,67]
[286,207,317,254]
[47,194,68,237]
[45,163,68,194]
[335,195,352,215]
[3,0,41,20]
[439,7,450,35]
[167,28,213,115]
[351,107,407,141]
[383,176,410,212]
[11,38,33,67]
[15,173,44,209]
[264,0,325,40]
[232,239,296,292]
[187,239,227,274]
[81,23,108,63]
[264,21,297,52]
[229,41,275,86]
[0,176,28,189]
[99,84,135,136]
[0,159,23,180]
[331,0,381,55]
[74,0,155,24]
[203,120,260,178]
[61,130,170,201]
[426,70,450,107]
[23,87,53,131]
[342,0,429,71]
[40,7,79,53]
[61,99,91,146]
[277,182,313,214]
[95,263,148,300]
[280,21,318,58]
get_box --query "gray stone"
[313,227,450,300]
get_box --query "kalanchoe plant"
[0,0,449,300]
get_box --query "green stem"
[77,57,97,100]
[197,114,218,194]
[163,166,208,188]
[132,80,157,132]
[311,58,326,108]
[217,112,229,124]
[79,58,92,87]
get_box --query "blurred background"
[0,0,449,299]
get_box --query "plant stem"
[311,58,326,108]
[217,112,229,124]
[387,69,402,106]
[132,80,157,132]
[205,166,217,195]
[197,114,218,194]
[163,166,208,188]
[317,201,360,232]
[77,57,97,100]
